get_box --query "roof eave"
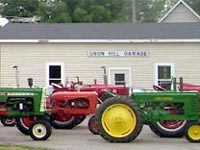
[0,39,200,43]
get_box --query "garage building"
[0,22,200,89]
[0,0,200,89]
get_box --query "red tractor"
[181,83,200,92]
[48,76,129,130]
[12,76,129,135]
[49,90,98,129]
[14,88,99,135]
[47,66,129,131]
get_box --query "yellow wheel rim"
[188,125,200,141]
[102,104,137,138]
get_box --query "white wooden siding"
[0,42,200,89]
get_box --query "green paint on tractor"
[131,91,200,124]
[0,87,48,117]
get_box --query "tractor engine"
[0,87,48,117]
[49,91,97,115]
[7,97,34,112]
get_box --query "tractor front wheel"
[185,121,200,143]
[88,115,99,135]
[96,96,143,143]
[16,117,38,135]
[29,119,52,141]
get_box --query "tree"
[0,0,39,17]
[97,0,131,22]
[91,5,111,22]
[185,0,200,15]
[1,0,199,23]
[73,7,92,22]
[136,0,167,22]
[68,0,94,22]
[37,0,71,23]
[67,0,130,23]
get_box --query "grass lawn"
[0,145,51,150]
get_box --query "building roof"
[159,0,200,23]
[0,22,200,42]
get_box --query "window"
[46,62,64,86]
[155,63,174,90]
[115,73,126,85]
[108,67,131,86]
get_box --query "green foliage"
[0,0,130,23]
[136,0,167,22]
[37,0,71,23]
[73,7,92,22]
[185,0,200,15]
[0,0,200,23]
[68,0,128,23]
[91,5,111,22]
[0,0,39,17]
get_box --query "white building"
[0,0,200,89]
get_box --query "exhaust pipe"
[101,66,108,85]
[28,78,33,88]
[13,66,20,87]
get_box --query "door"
[46,62,65,86]
[108,67,131,86]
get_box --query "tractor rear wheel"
[52,115,86,129]
[96,96,143,143]
[185,121,200,143]
[149,120,187,137]
[16,117,38,135]
[29,119,52,141]
[88,115,99,135]
[1,118,16,126]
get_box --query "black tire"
[1,118,16,126]
[149,120,187,137]
[16,118,30,135]
[74,115,86,125]
[88,115,99,135]
[185,121,200,143]
[52,115,86,129]
[16,117,38,135]
[96,96,143,143]
[29,119,52,141]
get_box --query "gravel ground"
[0,116,199,150]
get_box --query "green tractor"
[96,90,200,143]
[0,87,52,140]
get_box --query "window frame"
[154,63,175,90]
[46,62,65,86]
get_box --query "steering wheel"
[51,83,63,89]
[153,84,166,91]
